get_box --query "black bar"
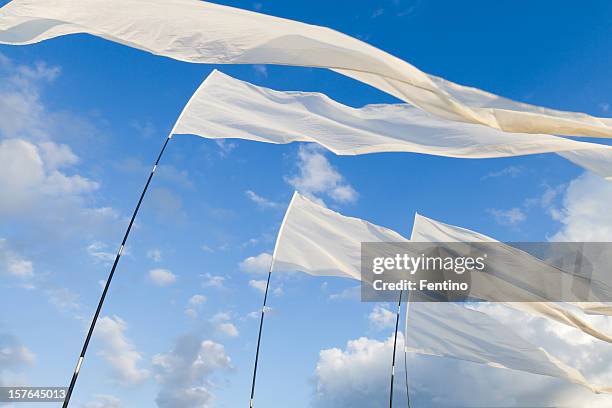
[249,268,273,407]
[404,300,412,408]
[390,290,403,408]
[62,135,173,407]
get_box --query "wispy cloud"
[481,165,523,181]
[487,207,526,226]
[245,190,279,209]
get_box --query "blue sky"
[1,0,612,407]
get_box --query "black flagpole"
[62,133,173,407]
[389,289,403,408]
[249,265,273,408]
[249,192,295,407]
[403,294,412,408]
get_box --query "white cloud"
[214,139,237,157]
[209,312,232,324]
[148,269,177,287]
[0,331,36,387]
[0,55,118,242]
[0,238,34,279]
[488,207,526,226]
[152,335,231,408]
[0,138,99,216]
[184,295,207,319]
[252,64,268,77]
[239,252,272,274]
[368,305,396,330]
[147,249,162,262]
[245,190,278,209]
[550,173,612,241]
[96,316,149,385]
[481,165,523,181]
[248,279,267,294]
[216,323,239,338]
[189,295,206,307]
[314,335,406,407]
[80,394,122,408]
[0,332,36,368]
[202,274,225,289]
[328,285,361,301]
[314,301,612,408]
[209,312,239,338]
[286,145,358,205]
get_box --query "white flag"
[172,70,612,179]
[405,301,612,393]
[271,192,407,280]
[0,0,609,137]
[411,213,612,343]
[272,192,608,391]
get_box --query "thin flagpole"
[62,133,173,407]
[249,192,296,408]
[61,83,201,407]
[403,291,412,408]
[249,264,273,408]
[389,289,403,408]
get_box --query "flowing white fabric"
[271,192,407,279]
[411,213,612,343]
[171,70,612,179]
[0,0,610,138]
[405,300,612,393]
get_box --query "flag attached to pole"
[411,213,612,343]
[0,0,610,137]
[170,70,612,179]
[404,300,612,394]
[271,192,407,280]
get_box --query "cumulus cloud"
[313,301,612,408]
[95,316,149,385]
[239,252,272,274]
[148,269,177,287]
[313,335,406,407]
[0,55,119,242]
[0,138,99,215]
[152,335,231,408]
[286,145,358,205]
[550,173,612,241]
